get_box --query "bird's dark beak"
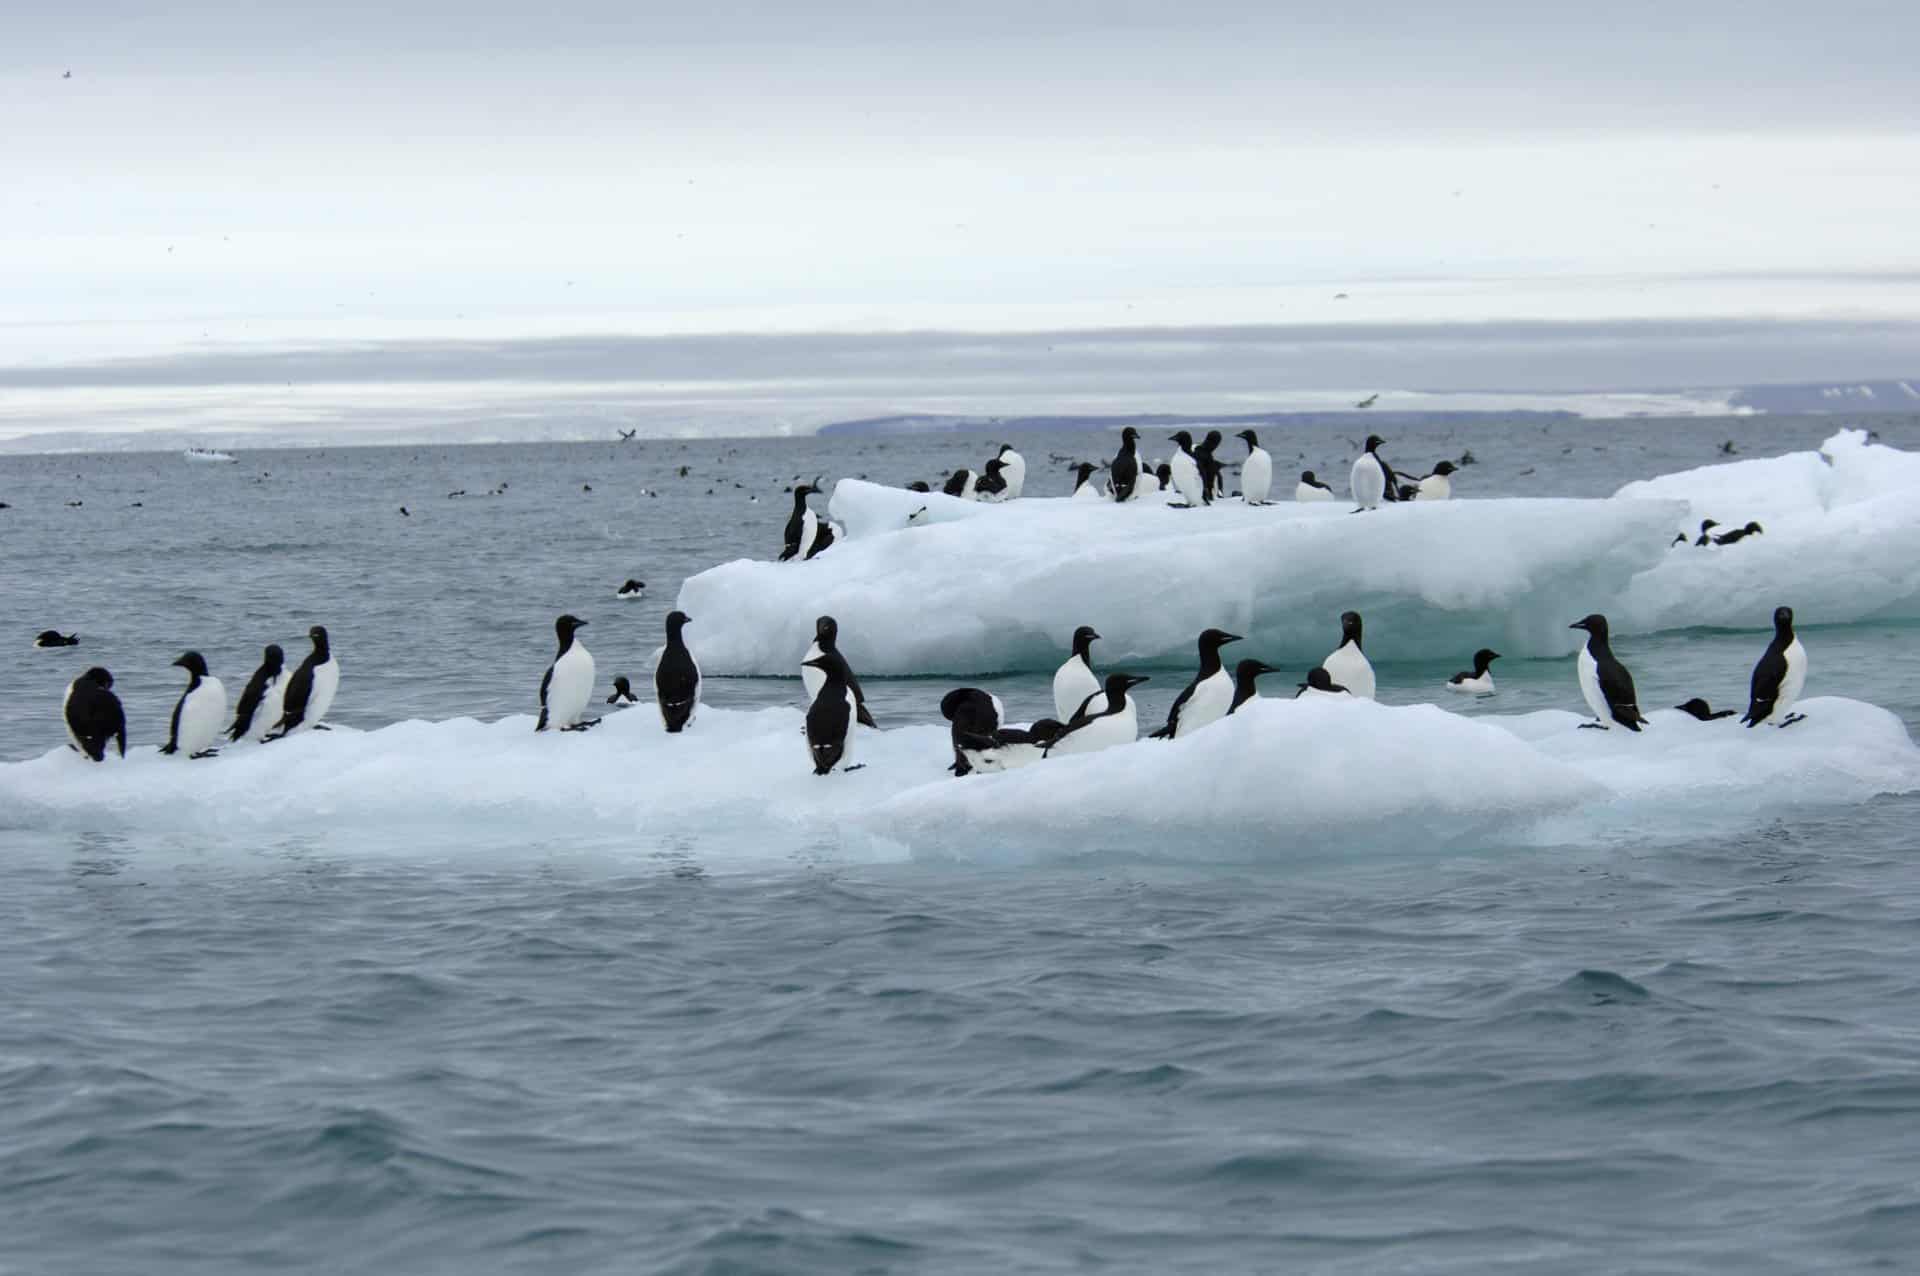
[1225,633,1243,644]
[1568,621,1585,630]
[171,656,187,667]
[577,619,588,627]
[1128,675,1150,687]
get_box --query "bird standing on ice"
[226,643,286,741]
[1445,648,1500,695]
[1322,611,1376,700]
[162,651,226,758]
[994,444,1026,499]
[64,667,126,761]
[802,615,877,727]
[1166,432,1207,506]
[1195,430,1227,501]
[802,652,859,775]
[1108,428,1142,502]
[1046,672,1148,756]
[1150,628,1242,739]
[780,484,823,561]
[1742,605,1807,728]
[654,610,701,732]
[1569,613,1646,731]
[1296,471,1336,502]
[266,625,338,739]
[1236,430,1272,504]
[1407,460,1457,501]
[1069,462,1104,501]
[536,613,598,732]
[1350,435,1395,510]
[1053,625,1102,721]
[1227,659,1281,712]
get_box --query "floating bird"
[802,616,877,728]
[161,651,226,759]
[536,614,598,732]
[1569,614,1646,731]
[616,578,646,599]
[63,667,125,761]
[606,675,639,705]
[1446,648,1500,695]
[1322,611,1376,700]
[1151,628,1242,739]
[34,630,78,648]
[654,611,700,733]
[1742,605,1807,728]
[226,644,286,742]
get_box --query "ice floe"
[678,431,1920,676]
[4,694,1914,863]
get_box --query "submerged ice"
[678,431,1920,676]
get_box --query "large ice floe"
[677,430,1920,676]
[4,694,1915,863]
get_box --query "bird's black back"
[656,628,700,733]
[66,678,126,761]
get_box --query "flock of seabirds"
[43,429,1807,778]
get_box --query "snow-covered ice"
[4,694,1914,864]
[678,431,1920,675]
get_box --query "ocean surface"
[4,415,1920,1272]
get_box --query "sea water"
[3,415,1919,1272]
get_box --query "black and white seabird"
[1069,461,1103,502]
[1108,428,1142,502]
[802,615,877,728]
[1445,648,1500,696]
[607,675,639,705]
[1150,628,1242,739]
[1296,470,1336,502]
[1294,667,1351,698]
[616,578,647,599]
[1692,519,1721,546]
[35,630,78,648]
[1046,672,1148,756]
[1675,698,1735,721]
[1166,431,1207,506]
[63,667,126,761]
[1350,435,1395,510]
[162,651,226,759]
[226,643,287,742]
[1742,604,1807,728]
[975,459,1009,501]
[1406,460,1457,502]
[654,610,701,733]
[780,484,823,561]
[994,444,1027,500]
[1713,521,1764,545]
[1227,659,1281,713]
[536,613,599,732]
[266,625,339,739]
[1236,431,1272,504]
[1322,611,1376,700]
[942,468,979,501]
[1052,625,1101,721]
[801,652,860,775]
[1195,430,1226,501]
[1569,613,1646,731]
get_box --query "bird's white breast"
[306,658,340,726]
[1576,645,1607,721]
[1322,641,1376,700]
[1174,670,1234,738]
[1052,655,1100,722]
[178,677,227,755]
[1052,697,1137,755]
[1446,671,1494,696]
[801,640,824,703]
[1416,474,1452,501]
[546,643,595,728]
[1242,448,1272,503]
[1350,454,1385,508]
[251,673,287,741]
[1169,452,1203,504]
[1775,638,1808,718]
[1296,481,1334,503]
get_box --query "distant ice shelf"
[3,696,1914,864]
[677,430,1920,675]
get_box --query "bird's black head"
[1236,429,1259,447]
[173,650,209,677]
[1364,434,1385,452]
[1155,463,1172,483]
[666,610,691,633]
[1201,430,1222,448]
[309,625,328,645]
[1745,521,1764,534]
[1340,611,1363,644]
[1199,628,1243,653]
[1474,648,1501,670]
[1299,666,1345,693]
[1301,470,1318,483]
[1569,613,1609,637]
[1071,461,1095,480]
[556,613,587,639]
[1071,624,1100,656]
[814,615,838,644]
[984,458,1005,476]
[84,667,113,689]
[1120,427,1140,443]
[1675,698,1713,719]
[1701,519,1719,531]
[1431,461,1457,476]
[613,675,633,693]
[1169,430,1194,448]
[1235,658,1280,680]
[1774,605,1793,629]
[940,687,994,722]
[263,643,284,667]
[793,483,816,500]
[621,578,645,591]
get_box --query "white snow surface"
[1612,429,1920,631]
[679,480,1683,672]
[681,432,1920,675]
[3,695,1914,864]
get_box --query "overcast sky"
[3,2,1917,394]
